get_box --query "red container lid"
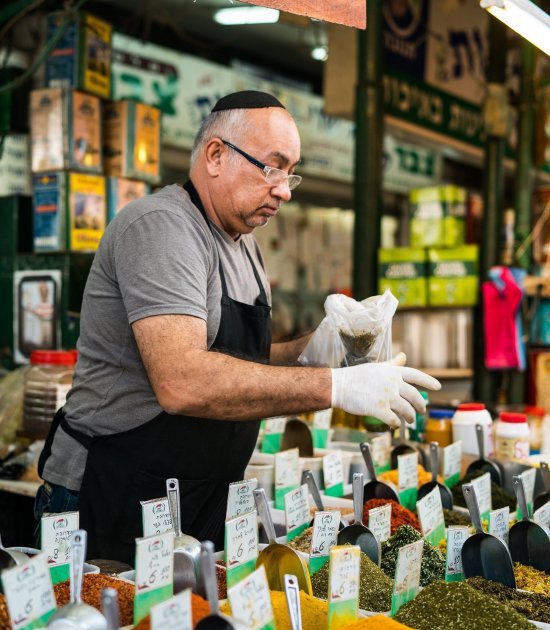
[457,403,486,411]
[30,350,76,366]
[500,412,527,424]
[524,406,545,417]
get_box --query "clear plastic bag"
[298,290,398,367]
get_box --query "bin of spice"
[451,469,516,511]
[362,498,421,535]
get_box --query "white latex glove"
[331,352,441,428]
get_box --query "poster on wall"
[13,270,62,364]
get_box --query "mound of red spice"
[363,498,421,535]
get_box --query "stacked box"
[45,12,112,99]
[378,248,427,307]
[103,100,161,184]
[427,245,479,306]
[30,88,102,174]
[410,185,467,248]
[107,177,151,221]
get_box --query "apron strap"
[243,247,269,306]
[60,417,94,450]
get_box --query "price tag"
[391,539,423,615]
[40,511,79,584]
[471,472,492,521]
[489,507,510,547]
[398,452,418,510]
[261,417,286,454]
[312,409,332,448]
[1,553,56,630]
[141,497,173,537]
[517,468,537,519]
[309,510,340,574]
[150,590,192,630]
[368,504,392,543]
[284,484,310,541]
[445,527,469,582]
[534,501,550,530]
[134,531,174,624]
[327,545,361,630]
[226,478,258,521]
[227,565,275,630]
[274,448,300,509]
[323,451,345,497]
[224,511,259,589]
[371,433,392,474]
[442,441,462,488]
[416,486,446,547]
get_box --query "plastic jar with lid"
[23,350,76,438]
[524,406,545,454]
[425,409,454,447]
[495,412,530,461]
[452,402,494,456]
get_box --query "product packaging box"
[45,12,112,99]
[378,248,427,307]
[0,134,31,196]
[427,245,479,306]
[30,88,102,174]
[410,185,467,248]
[107,177,151,221]
[103,100,161,184]
[33,172,106,252]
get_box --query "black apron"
[38,180,271,563]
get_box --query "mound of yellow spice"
[342,615,412,629]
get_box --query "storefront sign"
[245,0,366,29]
[383,135,441,192]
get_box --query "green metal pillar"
[352,0,384,300]
[473,18,507,403]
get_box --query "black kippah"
[211,90,285,113]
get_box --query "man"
[36,91,439,562]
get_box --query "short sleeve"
[114,209,213,324]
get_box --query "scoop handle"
[476,424,485,460]
[70,530,86,605]
[360,442,377,482]
[352,472,365,526]
[462,483,484,535]
[513,475,530,521]
[284,574,302,630]
[166,478,184,537]
[303,470,324,512]
[429,442,440,483]
[101,588,120,630]
[200,541,220,616]
[254,487,277,544]
[541,462,550,493]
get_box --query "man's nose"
[272,179,292,202]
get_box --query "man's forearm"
[270,332,313,365]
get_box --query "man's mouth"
[259,206,278,217]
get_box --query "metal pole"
[352,0,383,300]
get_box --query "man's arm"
[270,332,313,365]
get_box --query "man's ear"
[204,138,224,177]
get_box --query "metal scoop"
[417,442,453,509]
[466,424,502,485]
[461,483,516,588]
[509,474,550,573]
[47,530,108,629]
[166,478,202,595]
[100,588,119,630]
[337,473,380,565]
[534,462,550,511]
[302,470,345,530]
[360,442,400,503]
[284,574,302,630]
[0,532,28,567]
[281,418,314,457]
[254,487,312,593]
[390,418,426,468]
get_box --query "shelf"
[396,305,474,312]
[418,368,473,379]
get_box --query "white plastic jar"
[452,402,494,456]
[495,412,530,461]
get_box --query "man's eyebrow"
[267,151,300,168]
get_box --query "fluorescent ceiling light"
[311,46,328,61]
[213,7,280,26]
[480,0,550,56]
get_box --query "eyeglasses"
[222,140,302,191]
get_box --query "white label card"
[264,417,286,434]
[471,472,492,517]
[368,504,392,543]
[489,507,510,546]
[446,527,469,577]
[226,478,258,521]
[41,511,79,566]
[328,545,361,603]
[141,497,173,537]
[534,501,550,529]
[394,539,423,595]
[284,485,310,532]
[226,511,259,568]
[151,590,192,630]
[135,532,174,594]
[313,409,332,430]
[371,433,392,470]
[398,453,418,492]
[442,441,462,481]
[227,565,275,630]
[416,486,445,540]
[275,448,300,489]
[310,511,340,557]
[521,468,537,510]
[323,451,344,489]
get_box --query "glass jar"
[23,350,76,438]
[425,409,454,447]
[524,406,545,454]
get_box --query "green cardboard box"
[428,245,479,306]
[410,185,467,248]
[378,248,427,307]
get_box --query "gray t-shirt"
[44,184,271,491]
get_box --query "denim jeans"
[33,482,80,543]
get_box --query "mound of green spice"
[288,527,313,553]
[395,581,533,630]
[452,470,515,510]
[443,508,471,527]
[380,525,445,587]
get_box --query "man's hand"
[331,353,441,428]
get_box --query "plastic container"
[495,412,530,461]
[23,350,76,438]
[524,406,545,454]
[452,402,494,456]
[425,409,454,447]
[410,391,429,442]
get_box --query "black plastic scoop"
[461,483,516,587]
[360,442,400,503]
[390,418,421,469]
[417,442,454,509]
[466,424,502,485]
[509,475,550,573]
[534,462,550,511]
[302,470,345,531]
[337,472,380,565]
